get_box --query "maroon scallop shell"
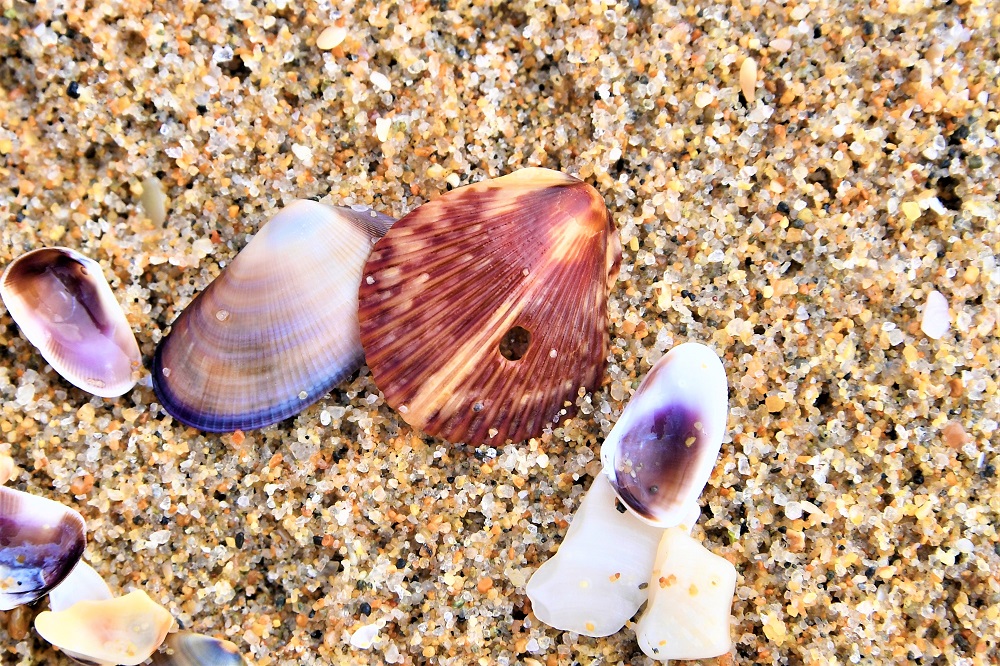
[359,167,621,444]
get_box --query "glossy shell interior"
[0,485,86,611]
[359,167,621,444]
[600,342,729,527]
[151,631,247,666]
[153,201,394,432]
[0,247,141,398]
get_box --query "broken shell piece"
[34,590,175,666]
[359,167,621,444]
[0,454,14,485]
[151,631,247,666]
[526,474,664,637]
[0,486,86,611]
[47,561,112,612]
[635,527,737,661]
[0,247,141,398]
[140,176,169,226]
[601,342,728,527]
[920,290,950,340]
[153,201,394,432]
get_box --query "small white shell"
[920,290,950,340]
[635,527,738,661]
[47,561,113,612]
[34,590,175,666]
[525,474,665,637]
[0,247,141,398]
[600,342,728,527]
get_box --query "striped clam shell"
[359,167,621,444]
[600,342,729,527]
[153,200,394,432]
[0,247,141,398]
[0,485,86,610]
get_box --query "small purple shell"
[0,486,86,610]
[0,247,141,398]
[600,342,728,527]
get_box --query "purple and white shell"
[600,342,728,527]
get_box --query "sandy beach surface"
[1,0,998,664]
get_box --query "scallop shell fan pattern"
[359,167,621,444]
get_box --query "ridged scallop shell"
[600,342,728,527]
[34,590,175,666]
[151,632,247,666]
[359,167,621,444]
[634,527,737,660]
[153,201,394,432]
[0,247,141,398]
[0,486,86,610]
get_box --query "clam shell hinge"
[359,167,621,444]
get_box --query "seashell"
[600,342,728,527]
[0,454,14,485]
[47,561,113,612]
[153,201,394,432]
[920,289,950,340]
[0,486,86,611]
[0,247,141,398]
[34,589,175,666]
[151,631,247,666]
[526,474,665,637]
[359,167,621,444]
[634,527,737,661]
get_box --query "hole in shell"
[499,326,531,361]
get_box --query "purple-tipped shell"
[600,342,728,527]
[152,632,247,666]
[0,486,86,610]
[0,247,141,398]
[153,201,394,432]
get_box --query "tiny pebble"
[740,57,757,103]
[920,290,950,340]
[370,72,391,92]
[317,25,347,50]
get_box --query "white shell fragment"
[920,290,950,340]
[34,590,175,666]
[635,527,738,661]
[526,474,664,637]
[740,56,757,103]
[0,247,142,397]
[140,176,169,226]
[47,560,113,612]
[0,454,13,485]
[600,342,729,527]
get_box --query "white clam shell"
[920,290,950,340]
[600,342,728,527]
[525,474,665,637]
[635,527,738,661]
[152,200,394,432]
[34,589,175,666]
[0,247,141,398]
[47,561,113,613]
